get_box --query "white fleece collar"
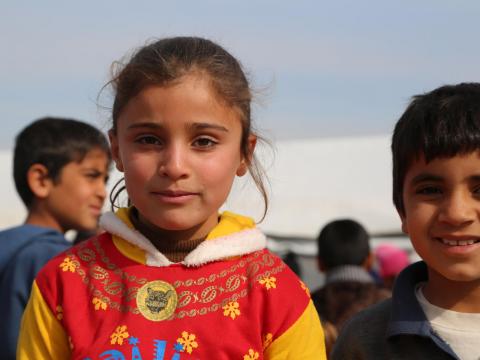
[99,211,266,267]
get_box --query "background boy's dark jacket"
[0,224,70,359]
[331,262,460,360]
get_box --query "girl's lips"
[151,190,198,204]
[157,190,196,196]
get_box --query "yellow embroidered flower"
[222,301,241,320]
[243,349,259,360]
[59,257,77,272]
[110,325,129,345]
[300,280,310,297]
[262,333,273,350]
[177,331,198,354]
[92,297,108,310]
[259,276,277,290]
[56,305,63,320]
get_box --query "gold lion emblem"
[136,280,177,321]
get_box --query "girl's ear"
[236,135,257,177]
[108,130,124,172]
[27,164,53,199]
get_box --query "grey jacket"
[331,262,460,360]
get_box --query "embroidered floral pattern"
[55,305,63,320]
[176,331,198,354]
[110,325,129,345]
[68,336,74,350]
[300,280,310,297]
[222,301,241,319]
[259,276,276,290]
[262,333,273,350]
[243,349,259,360]
[67,238,287,318]
[59,257,77,272]
[92,297,108,310]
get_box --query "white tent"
[226,134,400,238]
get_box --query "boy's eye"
[415,186,442,195]
[192,137,217,148]
[84,171,103,181]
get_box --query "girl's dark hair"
[392,83,480,215]
[107,36,268,218]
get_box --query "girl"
[18,37,326,359]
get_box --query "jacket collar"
[387,261,459,359]
[99,208,266,267]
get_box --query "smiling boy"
[332,83,480,359]
[0,117,110,359]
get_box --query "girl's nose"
[438,191,476,226]
[158,144,189,180]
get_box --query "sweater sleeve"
[265,300,326,360]
[17,280,70,359]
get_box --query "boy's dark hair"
[14,117,111,207]
[317,219,370,269]
[392,83,480,215]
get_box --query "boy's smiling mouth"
[433,235,480,250]
[438,238,480,246]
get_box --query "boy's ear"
[236,135,257,177]
[362,252,375,271]
[108,130,124,172]
[399,211,409,234]
[27,164,53,199]
[317,258,327,273]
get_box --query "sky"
[2,1,480,149]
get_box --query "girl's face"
[110,74,255,241]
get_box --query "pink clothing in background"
[375,244,410,279]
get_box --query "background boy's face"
[400,152,480,283]
[45,148,109,232]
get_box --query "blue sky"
[2,0,480,149]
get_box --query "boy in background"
[311,219,390,356]
[333,83,480,359]
[0,117,110,359]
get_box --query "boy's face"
[45,148,109,232]
[401,151,480,283]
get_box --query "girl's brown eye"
[136,135,161,145]
[193,137,217,148]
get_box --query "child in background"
[0,117,110,359]
[311,219,390,357]
[18,37,326,359]
[332,83,480,359]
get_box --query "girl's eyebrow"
[127,122,161,130]
[126,121,229,132]
[190,122,229,132]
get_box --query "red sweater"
[18,210,326,359]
